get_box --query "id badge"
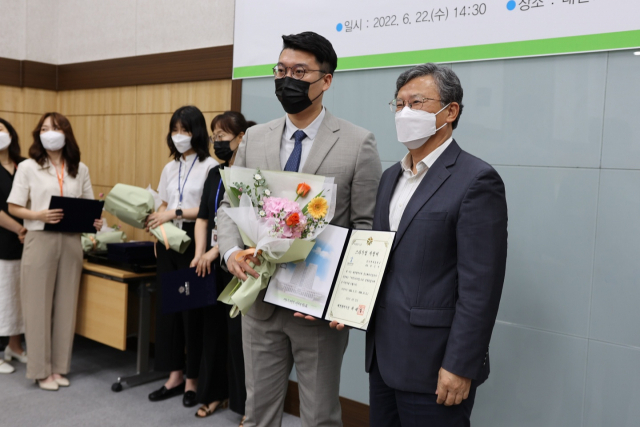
[211,228,218,247]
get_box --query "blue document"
[161,267,217,314]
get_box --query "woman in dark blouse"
[0,117,27,374]
[191,112,255,423]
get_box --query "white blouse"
[7,158,94,231]
[158,153,218,228]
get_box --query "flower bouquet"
[81,230,127,253]
[104,183,192,253]
[217,166,337,317]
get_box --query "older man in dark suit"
[364,63,508,426]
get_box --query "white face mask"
[0,132,11,151]
[171,134,192,154]
[395,104,450,149]
[40,130,66,151]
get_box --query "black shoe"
[148,383,185,402]
[183,390,198,407]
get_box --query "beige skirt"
[0,259,24,336]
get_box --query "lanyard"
[177,156,198,208]
[53,160,65,196]
[214,179,223,214]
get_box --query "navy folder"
[107,242,155,264]
[43,196,104,233]
[161,267,217,314]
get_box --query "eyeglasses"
[210,134,233,142]
[389,97,441,112]
[273,64,327,80]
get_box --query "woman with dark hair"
[7,112,103,390]
[146,106,219,407]
[0,118,27,375]
[190,111,255,422]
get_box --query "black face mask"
[214,140,234,162]
[274,76,324,114]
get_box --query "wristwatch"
[175,208,183,219]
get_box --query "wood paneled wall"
[0,79,232,241]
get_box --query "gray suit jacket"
[218,109,382,320]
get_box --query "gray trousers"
[242,307,349,427]
[20,231,83,380]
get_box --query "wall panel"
[56,0,137,65]
[58,87,138,116]
[0,0,26,61]
[136,84,172,114]
[0,85,25,113]
[23,88,57,114]
[169,80,232,112]
[135,113,173,190]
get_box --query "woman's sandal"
[195,399,229,418]
[239,415,247,427]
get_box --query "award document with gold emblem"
[323,230,395,330]
[264,226,395,330]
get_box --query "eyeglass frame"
[389,97,442,113]
[272,64,328,80]
[209,134,235,143]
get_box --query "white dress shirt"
[389,137,453,232]
[224,108,326,264]
[7,158,94,231]
[280,107,326,171]
[158,153,218,228]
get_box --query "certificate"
[324,230,395,330]
[263,225,395,330]
[263,225,350,318]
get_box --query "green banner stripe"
[233,29,640,79]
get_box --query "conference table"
[78,261,165,392]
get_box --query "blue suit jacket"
[365,140,508,393]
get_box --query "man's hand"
[436,367,471,406]
[329,320,347,331]
[227,249,261,281]
[294,317,349,330]
[293,312,316,321]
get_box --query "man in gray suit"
[217,32,382,427]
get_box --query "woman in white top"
[146,106,218,407]
[7,112,102,391]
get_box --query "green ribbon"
[218,256,276,318]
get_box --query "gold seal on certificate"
[263,226,395,330]
[324,230,395,330]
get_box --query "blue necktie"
[284,130,307,172]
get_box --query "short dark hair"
[0,117,22,165]
[395,63,465,130]
[281,32,338,75]
[167,106,211,162]
[30,112,82,177]
[210,111,256,137]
